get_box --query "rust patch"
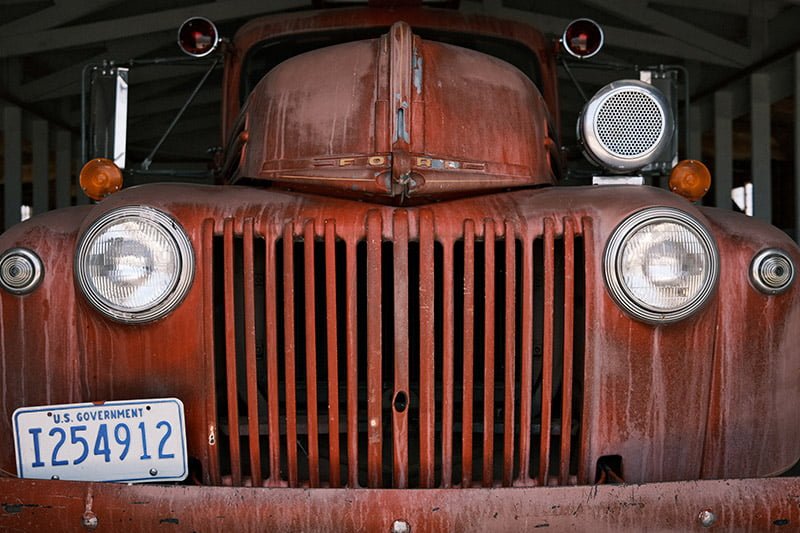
[3,503,23,514]
[2,476,800,531]
[2,503,49,514]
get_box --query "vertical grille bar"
[366,211,383,488]
[345,237,359,487]
[502,221,516,487]
[222,218,242,486]
[516,233,534,485]
[559,218,576,485]
[324,220,342,488]
[578,217,593,484]
[242,219,262,486]
[538,217,555,487]
[419,209,435,488]
[482,220,496,487]
[461,220,476,487]
[283,224,299,487]
[303,221,321,487]
[202,219,221,485]
[393,210,410,488]
[264,226,282,486]
[441,237,455,488]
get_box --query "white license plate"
[12,398,187,483]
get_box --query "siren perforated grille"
[596,90,665,158]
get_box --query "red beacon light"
[562,18,604,59]
[178,17,219,57]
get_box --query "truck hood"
[234,21,557,203]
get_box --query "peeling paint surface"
[2,477,800,531]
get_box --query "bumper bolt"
[391,519,410,533]
[82,511,98,530]
[149,468,158,476]
[698,509,717,528]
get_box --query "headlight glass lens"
[605,208,718,323]
[76,207,194,322]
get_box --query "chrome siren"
[578,80,674,173]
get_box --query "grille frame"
[203,211,589,489]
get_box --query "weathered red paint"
[324,219,342,488]
[367,209,382,488]
[2,476,800,531]
[1,3,799,530]
[2,183,797,486]
[461,219,476,487]
[222,8,560,143]
[392,210,410,488]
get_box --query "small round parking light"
[178,17,219,58]
[0,248,43,295]
[750,249,795,295]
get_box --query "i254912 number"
[13,398,187,483]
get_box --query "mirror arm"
[140,56,221,170]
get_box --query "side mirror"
[561,18,604,59]
[87,66,129,169]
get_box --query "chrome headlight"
[75,206,194,323]
[604,208,718,323]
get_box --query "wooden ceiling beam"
[460,2,745,67]
[582,0,753,66]
[0,0,122,35]
[0,0,309,58]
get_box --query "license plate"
[12,398,187,483]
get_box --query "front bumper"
[2,476,799,531]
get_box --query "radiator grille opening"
[209,217,586,488]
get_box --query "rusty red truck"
[1,2,799,531]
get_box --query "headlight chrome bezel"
[75,206,194,323]
[604,207,719,324]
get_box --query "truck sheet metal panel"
[241,22,554,199]
[2,184,798,488]
[3,477,800,531]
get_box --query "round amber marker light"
[669,159,711,202]
[80,158,123,201]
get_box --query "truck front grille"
[203,210,588,488]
